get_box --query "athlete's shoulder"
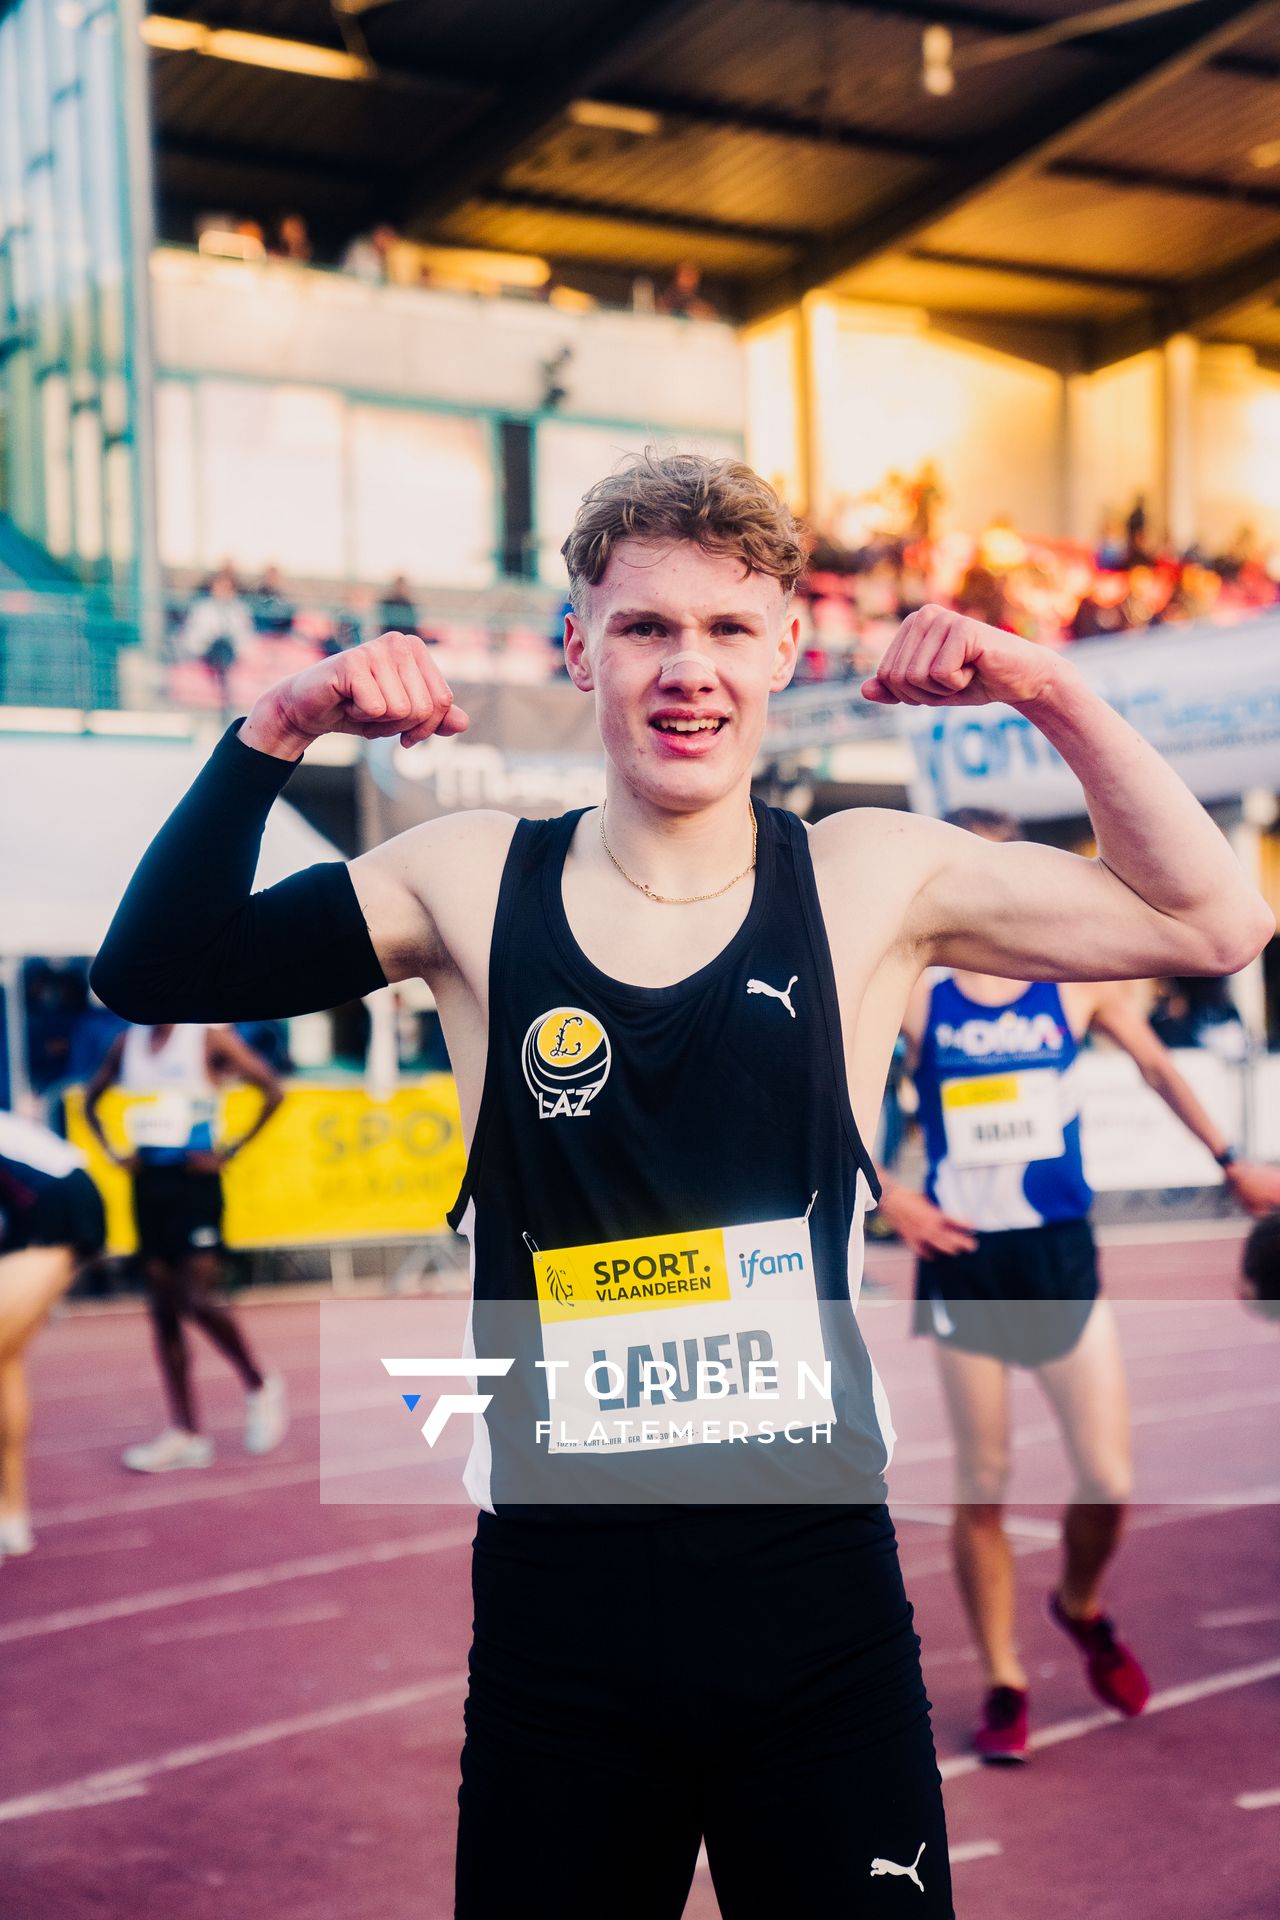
[808,806,948,883]
[359,807,521,885]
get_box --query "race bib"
[941,1070,1064,1169]
[530,1216,833,1452]
[124,1093,215,1150]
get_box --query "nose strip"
[658,650,718,678]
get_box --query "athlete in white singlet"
[85,1023,289,1471]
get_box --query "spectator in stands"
[249,565,295,637]
[272,214,312,265]
[377,575,419,637]
[909,460,944,542]
[1125,493,1152,566]
[1069,569,1130,640]
[656,261,719,321]
[177,566,255,696]
[952,564,1016,634]
[1094,513,1127,572]
[1150,978,1248,1059]
[342,224,400,284]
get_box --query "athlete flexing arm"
[810,608,1273,1138]
[843,607,1273,986]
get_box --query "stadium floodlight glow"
[567,99,662,137]
[140,16,373,83]
[921,24,955,96]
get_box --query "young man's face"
[563,539,798,811]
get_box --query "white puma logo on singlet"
[746,975,798,1018]
[869,1842,925,1891]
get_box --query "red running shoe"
[973,1685,1029,1764]
[1047,1590,1151,1716]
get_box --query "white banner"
[1076,1050,1241,1192]
[902,613,1280,820]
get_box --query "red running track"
[3,1226,1278,1918]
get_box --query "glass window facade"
[156,375,498,589]
[0,0,143,611]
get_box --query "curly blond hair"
[561,449,806,613]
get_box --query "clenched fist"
[861,604,1064,710]
[242,631,470,759]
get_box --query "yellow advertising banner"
[64,1078,466,1253]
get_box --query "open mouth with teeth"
[650,717,727,734]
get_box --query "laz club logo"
[522,1006,612,1119]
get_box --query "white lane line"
[142,1601,347,1646]
[28,1528,153,1559]
[1199,1604,1280,1628]
[1236,1788,1280,1810]
[940,1654,1280,1781]
[0,1527,473,1645]
[32,1438,435,1528]
[948,1839,1002,1865]
[29,1385,389,1459]
[0,1674,465,1826]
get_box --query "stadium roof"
[145,0,1280,367]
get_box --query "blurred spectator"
[1069,573,1130,640]
[909,460,944,542]
[1125,493,1152,566]
[177,566,256,698]
[1096,513,1128,572]
[250,565,295,636]
[1150,978,1248,1060]
[342,224,400,284]
[952,565,1015,632]
[377,575,419,636]
[656,261,719,321]
[195,214,267,262]
[272,214,312,265]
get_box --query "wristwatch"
[1214,1146,1238,1170]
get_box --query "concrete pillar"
[1062,371,1095,545]
[801,295,840,525]
[1161,334,1199,551]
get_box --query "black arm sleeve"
[90,721,388,1023]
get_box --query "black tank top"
[447,801,894,1513]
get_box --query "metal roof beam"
[1087,235,1280,367]
[592,85,950,159]
[906,247,1168,295]
[396,0,705,236]
[805,0,1278,75]
[1048,156,1280,210]
[476,187,806,249]
[743,0,1276,321]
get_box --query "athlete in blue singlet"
[881,806,1280,1763]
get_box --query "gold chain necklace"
[598,803,758,905]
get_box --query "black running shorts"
[132,1164,224,1262]
[0,1168,105,1259]
[914,1215,1100,1367]
[456,1504,955,1918]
